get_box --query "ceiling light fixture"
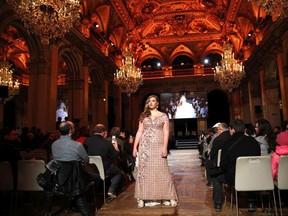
[213,41,245,92]
[0,61,20,102]
[250,0,287,15]
[8,0,81,44]
[114,49,143,96]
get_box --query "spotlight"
[94,22,99,28]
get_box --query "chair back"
[217,149,222,167]
[277,155,288,190]
[25,149,48,163]
[0,161,14,191]
[17,160,45,191]
[235,156,274,191]
[89,156,105,180]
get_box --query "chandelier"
[0,61,20,101]
[114,50,143,96]
[8,0,81,44]
[214,42,245,92]
[252,0,287,15]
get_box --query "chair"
[234,156,278,216]
[217,149,222,167]
[89,156,107,204]
[0,161,14,215]
[14,160,46,214]
[25,149,48,163]
[275,155,288,216]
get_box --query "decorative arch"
[0,9,45,64]
[138,47,164,65]
[58,45,82,80]
[89,66,103,94]
[169,44,194,65]
[201,41,223,58]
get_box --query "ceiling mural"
[0,0,277,79]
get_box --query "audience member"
[206,123,230,187]
[107,127,124,153]
[45,121,90,216]
[271,129,288,180]
[273,126,281,135]
[212,119,260,212]
[255,119,277,154]
[39,131,58,158]
[0,128,22,188]
[84,124,122,199]
[207,123,221,152]
[244,123,256,137]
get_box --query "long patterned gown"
[134,113,178,201]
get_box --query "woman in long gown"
[133,95,178,208]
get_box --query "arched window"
[172,55,193,69]
[203,53,222,68]
[141,58,162,71]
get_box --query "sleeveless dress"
[134,114,178,201]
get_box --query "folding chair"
[0,161,14,215]
[89,156,108,204]
[274,155,288,216]
[14,160,45,214]
[217,149,222,167]
[234,156,278,216]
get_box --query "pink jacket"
[271,145,288,180]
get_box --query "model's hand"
[161,149,168,158]
[133,149,138,158]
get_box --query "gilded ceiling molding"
[245,18,288,74]
[226,0,242,24]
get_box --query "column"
[248,80,255,124]
[70,65,89,127]
[27,45,58,132]
[230,89,242,119]
[277,52,288,120]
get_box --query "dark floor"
[1,149,287,216]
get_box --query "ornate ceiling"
[0,0,276,78]
[84,0,271,66]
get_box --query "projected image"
[56,100,68,121]
[160,92,208,119]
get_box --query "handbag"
[37,160,60,191]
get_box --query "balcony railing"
[141,67,214,80]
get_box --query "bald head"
[94,124,106,134]
[59,121,74,135]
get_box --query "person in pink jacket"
[271,130,288,180]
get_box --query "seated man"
[84,124,122,199]
[212,119,260,212]
[45,121,91,216]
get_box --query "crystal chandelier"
[214,42,245,92]
[252,0,287,15]
[114,50,143,96]
[8,0,81,44]
[0,61,20,101]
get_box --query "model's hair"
[229,119,245,132]
[139,95,159,122]
[59,121,73,135]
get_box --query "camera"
[112,135,116,144]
